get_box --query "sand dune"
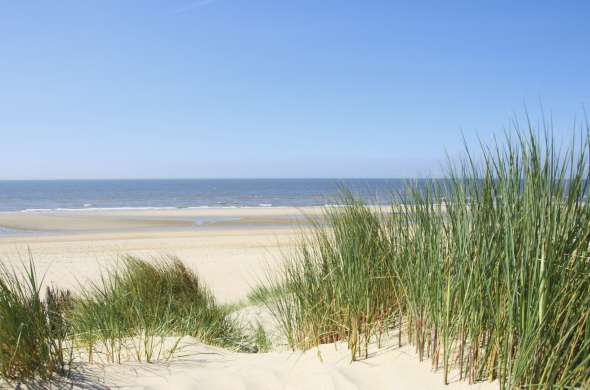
[73,336,495,390]
[0,208,496,389]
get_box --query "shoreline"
[0,205,396,236]
[0,208,306,303]
[0,206,323,236]
[0,227,300,303]
[3,205,307,213]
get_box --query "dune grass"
[0,261,72,381]
[0,255,256,382]
[1,120,588,387]
[259,198,395,356]
[247,283,289,306]
[259,129,590,388]
[70,256,247,363]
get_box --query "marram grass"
[0,256,255,382]
[69,256,247,363]
[0,261,72,381]
[259,129,590,388]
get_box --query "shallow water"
[0,178,421,212]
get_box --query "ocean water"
[0,179,421,212]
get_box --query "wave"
[19,206,178,213]
[19,208,55,213]
[3,203,389,214]
[15,204,298,213]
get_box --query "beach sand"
[72,336,495,390]
[0,208,496,389]
[0,208,311,302]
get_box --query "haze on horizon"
[1,1,588,180]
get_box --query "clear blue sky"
[1,1,588,179]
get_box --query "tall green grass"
[70,256,245,362]
[0,261,72,381]
[0,255,252,382]
[261,199,395,358]
[261,129,590,388]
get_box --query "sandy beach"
[3,1,588,387]
[0,208,313,302]
[0,207,495,389]
[75,336,495,390]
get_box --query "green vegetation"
[0,256,258,383]
[70,256,246,363]
[247,283,289,305]
[260,130,590,388]
[259,199,395,354]
[252,322,272,353]
[2,121,589,388]
[0,261,72,381]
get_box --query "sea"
[0,179,425,213]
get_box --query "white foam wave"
[20,206,178,213]
[16,205,297,213]
[20,208,54,213]
[56,206,178,212]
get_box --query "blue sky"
[1,1,588,179]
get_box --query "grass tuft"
[259,127,590,388]
[0,255,265,382]
[70,256,245,362]
[0,261,72,381]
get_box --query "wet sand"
[0,207,312,301]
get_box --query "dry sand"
[0,208,309,301]
[73,336,495,390]
[0,208,496,389]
